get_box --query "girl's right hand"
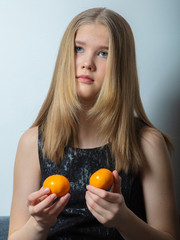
[27,187,70,230]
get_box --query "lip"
[77,75,94,83]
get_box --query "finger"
[110,170,121,194]
[39,195,49,202]
[86,198,110,224]
[85,190,108,210]
[27,188,50,206]
[31,194,57,215]
[86,185,120,203]
[49,193,71,216]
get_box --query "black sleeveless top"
[38,128,146,239]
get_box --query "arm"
[119,129,179,240]
[86,129,180,240]
[8,127,70,240]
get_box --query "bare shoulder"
[140,127,174,197]
[140,127,171,169]
[14,126,40,182]
[140,127,168,152]
[18,126,38,150]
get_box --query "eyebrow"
[75,40,109,50]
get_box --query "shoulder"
[140,127,173,177]
[15,127,39,169]
[13,126,41,196]
[17,127,38,153]
[19,126,38,146]
[139,127,173,182]
[140,127,169,158]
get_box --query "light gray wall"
[0,0,179,216]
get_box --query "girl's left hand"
[85,170,126,228]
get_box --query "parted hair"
[31,8,173,174]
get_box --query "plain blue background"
[0,0,179,216]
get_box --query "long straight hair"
[32,8,173,174]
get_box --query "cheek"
[100,63,107,79]
[74,56,79,73]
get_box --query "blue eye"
[99,51,108,58]
[75,46,83,53]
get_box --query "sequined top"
[38,128,146,240]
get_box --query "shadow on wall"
[153,74,180,213]
[166,94,180,212]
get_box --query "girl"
[8,8,179,240]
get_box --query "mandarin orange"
[89,168,114,190]
[43,174,70,197]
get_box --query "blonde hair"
[32,8,173,174]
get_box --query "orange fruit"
[89,168,114,190]
[43,174,70,197]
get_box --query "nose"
[81,56,96,71]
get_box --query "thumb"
[110,170,122,194]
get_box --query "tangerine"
[43,174,70,197]
[89,168,114,190]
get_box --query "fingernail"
[63,193,70,200]
[51,193,57,199]
[44,188,50,193]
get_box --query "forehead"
[75,23,109,46]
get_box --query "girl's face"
[75,23,109,104]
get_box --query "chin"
[77,94,97,106]
[77,91,97,101]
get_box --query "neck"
[77,109,107,149]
